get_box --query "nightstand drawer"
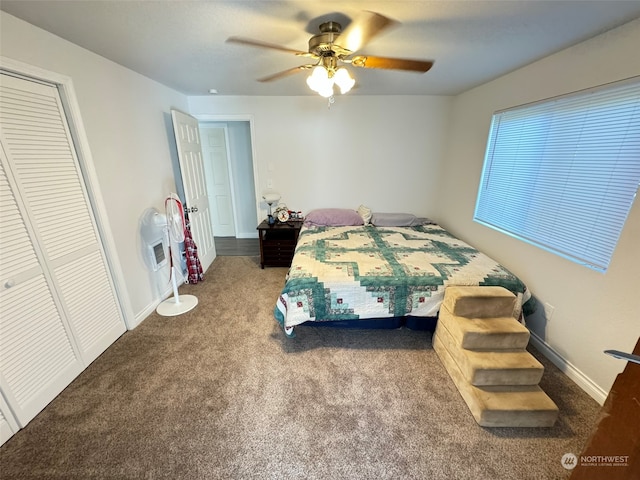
[262,253,294,266]
[263,240,296,250]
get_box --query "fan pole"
[156,194,199,317]
[156,266,198,316]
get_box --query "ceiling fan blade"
[258,65,314,82]
[338,11,398,53]
[226,36,314,57]
[350,55,434,73]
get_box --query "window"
[474,77,640,272]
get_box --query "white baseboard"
[529,331,607,405]
[235,232,258,239]
[130,285,174,329]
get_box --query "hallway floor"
[214,237,259,256]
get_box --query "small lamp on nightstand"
[262,191,281,225]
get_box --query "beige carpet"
[0,256,600,479]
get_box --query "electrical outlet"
[544,302,555,322]
[267,179,273,188]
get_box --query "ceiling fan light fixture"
[334,67,355,94]
[306,65,328,90]
[318,86,334,98]
[306,65,354,97]
[306,65,333,96]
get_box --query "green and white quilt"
[274,225,530,329]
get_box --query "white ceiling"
[2,1,640,96]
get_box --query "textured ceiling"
[2,0,640,96]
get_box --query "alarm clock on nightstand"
[274,204,290,223]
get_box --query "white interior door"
[200,125,235,237]
[170,110,216,272]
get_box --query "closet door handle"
[4,279,16,289]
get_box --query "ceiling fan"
[226,11,434,98]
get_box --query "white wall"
[188,95,452,220]
[437,18,640,402]
[0,12,190,326]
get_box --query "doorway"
[199,124,235,237]
[196,118,259,252]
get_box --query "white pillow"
[357,204,372,225]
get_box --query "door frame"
[0,56,136,330]
[193,114,261,229]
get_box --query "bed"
[274,209,531,337]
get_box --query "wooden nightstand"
[257,220,303,268]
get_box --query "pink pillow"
[304,209,364,226]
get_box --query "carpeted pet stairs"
[434,286,559,427]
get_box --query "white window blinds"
[474,77,640,272]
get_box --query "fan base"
[156,294,198,316]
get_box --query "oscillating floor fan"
[156,194,198,316]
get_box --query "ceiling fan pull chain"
[327,95,335,109]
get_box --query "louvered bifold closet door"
[0,392,20,446]
[0,73,126,427]
[0,154,83,427]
